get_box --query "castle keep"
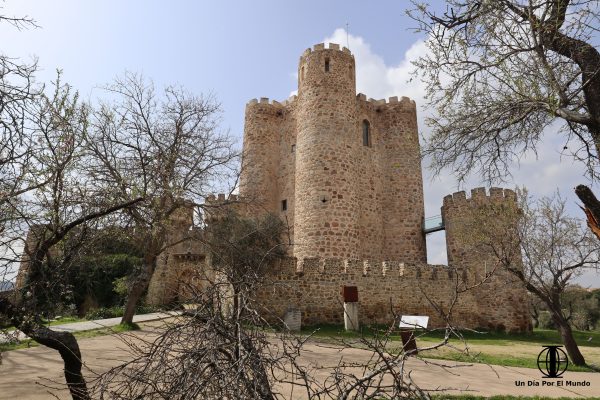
[240,43,424,262]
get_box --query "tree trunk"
[531,306,540,329]
[28,326,90,400]
[0,299,90,400]
[241,334,275,400]
[554,315,587,366]
[575,185,600,240]
[121,257,156,325]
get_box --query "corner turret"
[442,187,531,332]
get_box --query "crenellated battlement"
[356,93,416,111]
[245,97,283,108]
[301,42,352,59]
[442,187,517,209]
[246,95,298,108]
[204,193,240,205]
[279,256,456,281]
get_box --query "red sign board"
[342,286,358,303]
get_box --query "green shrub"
[136,304,161,314]
[85,304,162,320]
[85,306,124,320]
[112,276,129,300]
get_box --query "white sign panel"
[399,315,429,329]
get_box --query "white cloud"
[322,29,600,287]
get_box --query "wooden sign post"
[399,315,429,356]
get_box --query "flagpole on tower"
[346,22,350,49]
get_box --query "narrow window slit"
[362,120,371,147]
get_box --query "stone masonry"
[236,43,531,332]
[240,43,425,263]
[18,43,532,332]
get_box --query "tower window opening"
[325,58,330,72]
[291,144,296,153]
[281,199,287,211]
[362,120,371,147]
[301,66,305,81]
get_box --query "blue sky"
[2,0,599,286]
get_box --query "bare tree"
[464,188,600,366]
[408,1,600,281]
[409,0,600,182]
[89,297,437,399]
[0,11,38,141]
[1,77,143,399]
[87,73,238,325]
[0,12,40,238]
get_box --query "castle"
[147,43,532,332]
[12,43,531,331]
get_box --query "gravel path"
[0,311,181,343]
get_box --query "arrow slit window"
[362,120,371,147]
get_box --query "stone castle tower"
[234,43,530,332]
[442,188,530,331]
[240,43,425,263]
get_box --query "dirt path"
[1,324,599,399]
[0,312,181,343]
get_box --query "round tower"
[442,187,532,332]
[442,187,518,269]
[239,98,281,212]
[294,43,360,260]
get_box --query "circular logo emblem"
[537,346,568,378]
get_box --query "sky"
[1,0,599,287]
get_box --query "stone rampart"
[254,256,529,332]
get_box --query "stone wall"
[146,203,209,306]
[208,185,531,332]
[356,96,426,262]
[253,257,530,332]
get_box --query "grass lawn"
[301,325,600,372]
